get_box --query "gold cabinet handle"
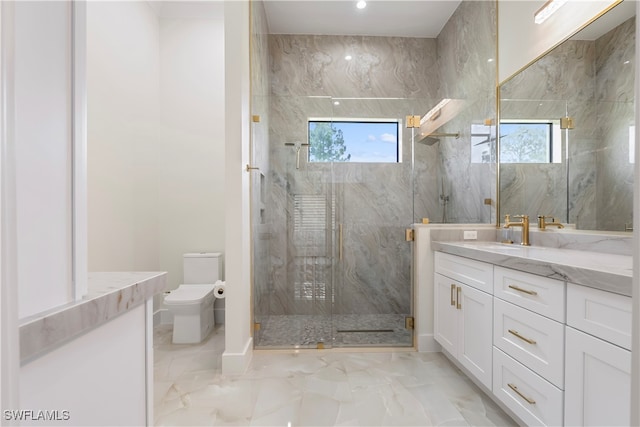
[450,284,456,306]
[456,286,462,310]
[508,383,536,405]
[508,284,538,296]
[508,329,537,345]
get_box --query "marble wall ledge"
[433,241,631,297]
[19,271,167,363]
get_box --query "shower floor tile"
[255,314,413,348]
[154,324,517,426]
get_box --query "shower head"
[417,132,460,146]
[419,136,440,146]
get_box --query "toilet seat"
[164,284,215,305]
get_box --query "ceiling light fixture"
[345,55,352,61]
[534,0,567,24]
[356,1,367,10]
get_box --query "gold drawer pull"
[508,383,536,405]
[508,285,538,296]
[456,286,462,310]
[508,329,537,345]
[450,284,456,306]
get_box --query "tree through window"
[308,120,400,163]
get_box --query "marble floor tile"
[154,325,517,426]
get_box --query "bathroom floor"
[154,325,517,426]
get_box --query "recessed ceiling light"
[333,101,340,106]
[345,55,352,61]
[356,1,367,10]
[487,58,494,63]
[624,60,630,65]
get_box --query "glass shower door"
[329,98,416,347]
[253,95,420,349]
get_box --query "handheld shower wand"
[284,142,310,169]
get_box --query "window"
[499,121,561,164]
[471,123,496,164]
[308,119,400,163]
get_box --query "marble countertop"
[432,241,632,297]
[20,271,167,363]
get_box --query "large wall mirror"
[499,1,635,231]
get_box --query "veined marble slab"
[20,271,167,363]
[433,241,631,297]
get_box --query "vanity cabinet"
[433,248,632,426]
[564,284,632,426]
[434,252,493,389]
[492,267,565,426]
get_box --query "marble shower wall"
[595,17,635,230]
[500,16,635,231]
[433,1,497,224]
[267,35,438,317]
[262,1,497,320]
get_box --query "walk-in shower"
[251,96,429,349]
[249,0,497,349]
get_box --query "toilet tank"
[183,252,222,284]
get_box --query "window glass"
[500,122,556,163]
[308,120,400,163]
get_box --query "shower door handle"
[338,223,343,261]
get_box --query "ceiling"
[571,0,636,40]
[262,0,463,38]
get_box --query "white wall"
[87,1,160,272]
[88,1,226,293]
[158,12,226,291]
[0,0,20,414]
[15,1,73,318]
[222,0,253,375]
[498,0,619,83]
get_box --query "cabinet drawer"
[567,283,632,350]
[493,298,564,389]
[493,348,563,427]
[435,252,493,294]
[494,267,565,322]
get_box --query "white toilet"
[164,252,222,344]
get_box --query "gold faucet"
[537,215,564,230]
[504,214,530,246]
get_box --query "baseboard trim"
[417,333,441,352]
[222,337,253,374]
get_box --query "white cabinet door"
[459,284,493,390]
[434,273,458,356]
[435,273,492,390]
[565,326,631,427]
